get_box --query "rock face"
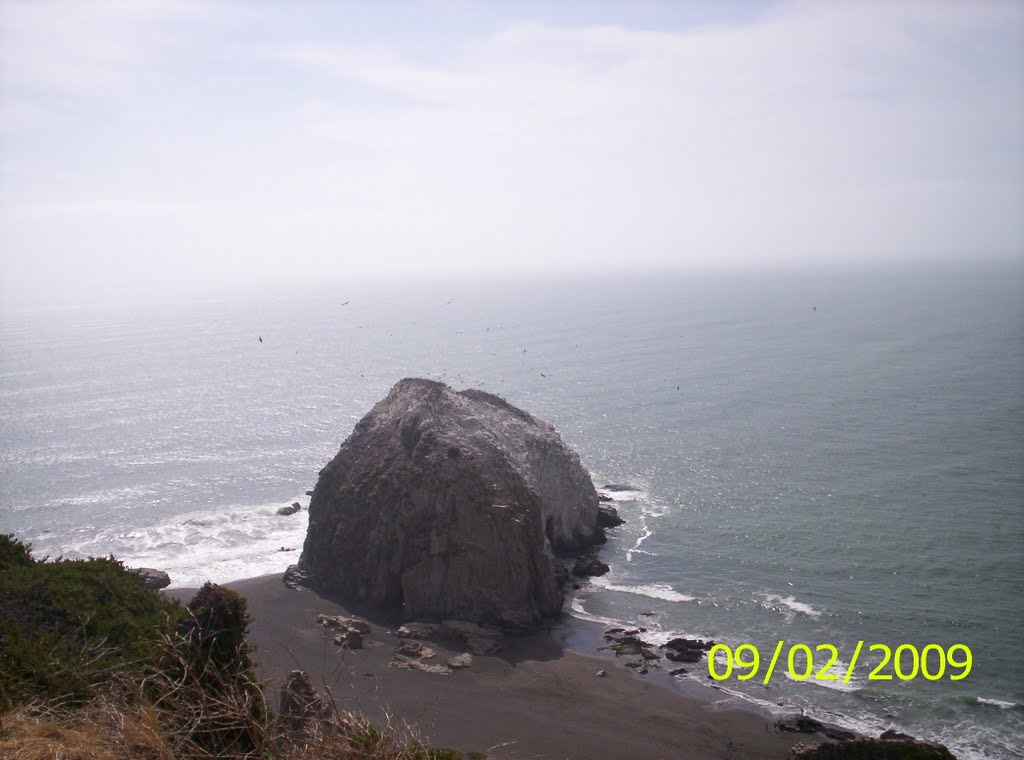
[300,378,602,629]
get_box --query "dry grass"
[0,623,478,760]
[275,708,441,760]
[0,698,464,760]
[0,698,173,760]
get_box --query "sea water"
[1,271,1020,758]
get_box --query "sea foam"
[590,575,695,603]
[32,498,310,588]
[977,698,1018,710]
[763,594,822,618]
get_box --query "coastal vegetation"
[0,533,185,708]
[0,535,482,759]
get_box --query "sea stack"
[299,378,603,629]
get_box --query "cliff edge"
[299,378,602,629]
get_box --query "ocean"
[1,270,1021,758]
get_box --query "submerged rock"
[300,378,603,629]
[277,502,302,516]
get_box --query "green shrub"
[0,537,489,758]
[182,581,257,678]
[0,534,185,708]
[0,533,33,569]
[158,581,266,757]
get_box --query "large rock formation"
[299,378,602,629]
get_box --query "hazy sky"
[1,0,1022,309]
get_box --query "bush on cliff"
[0,535,486,759]
[181,581,258,678]
[155,581,267,757]
[0,534,186,708]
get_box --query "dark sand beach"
[171,574,815,760]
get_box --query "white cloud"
[1,0,1021,310]
[276,2,1023,267]
[0,0,211,98]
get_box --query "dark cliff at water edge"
[299,378,603,629]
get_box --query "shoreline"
[554,606,780,718]
[168,572,817,759]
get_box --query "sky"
[1,0,1022,309]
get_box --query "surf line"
[624,499,667,563]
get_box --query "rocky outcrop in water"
[299,378,604,629]
[777,715,856,741]
[572,557,610,577]
[789,736,958,759]
[597,504,624,527]
[661,637,715,663]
